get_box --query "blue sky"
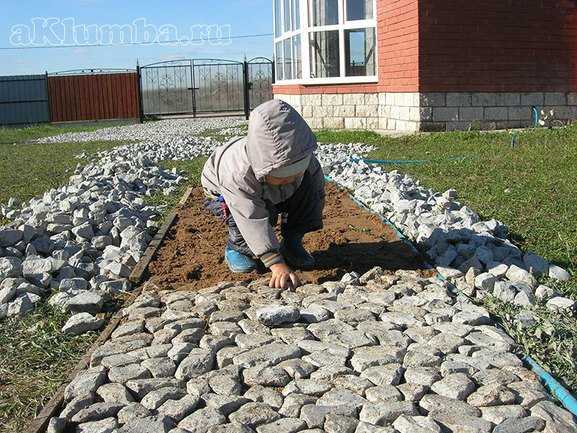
[0,0,273,75]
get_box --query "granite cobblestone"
[47,270,576,432]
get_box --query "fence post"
[271,60,276,84]
[191,59,197,118]
[136,63,144,123]
[45,71,53,124]
[243,61,250,120]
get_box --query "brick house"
[272,0,577,132]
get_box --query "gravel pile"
[0,118,244,328]
[317,145,574,314]
[46,269,577,433]
[36,118,246,145]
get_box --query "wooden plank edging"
[25,187,194,433]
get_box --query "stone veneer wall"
[274,92,577,132]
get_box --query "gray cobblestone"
[76,418,118,433]
[256,418,306,433]
[233,343,301,368]
[96,383,135,405]
[71,402,124,423]
[109,364,151,383]
[204,394,250,416]
[48,271,575,432]
[359,401,418,425]
[117,403,151,424]
[393,415,441,433]
[118,415,174,432]
[245,385,285,409]
[179,408,227,433]
[141,386,185,410]
[229,402,281,428]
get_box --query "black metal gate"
[247,57,275,110]
[138,57,274,120]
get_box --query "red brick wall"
[273,0,420,95]
[378,0,420,92]
[274,0,577,96]
[419,0,577,92]
[272,83,378,94]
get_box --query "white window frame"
[273,0,378,85]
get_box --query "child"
[201,100,325,289]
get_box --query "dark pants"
[206,171,325,257]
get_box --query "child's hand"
[269,262,301,290]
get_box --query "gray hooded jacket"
[201,100,323,267]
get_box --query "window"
[283,0,292,32]
[274,0,282,37]
[310,0,339,26]
[273,0,377,83]
[345,28,375,76]
[346,0,373,21]
[275,42,284,81]
[292,35,302,78]
[273,0,303,82]
[291,0,301,30]
[283,39,293,80]
[310,31,340,78]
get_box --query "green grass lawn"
[0,123,131,209]
[0,304,97,433]
[160,158,207,185]
[0,140,125,209]
[317,126,577,393]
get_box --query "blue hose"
[531,106,541,127]
[523,356,577,417]
[363,158,430,165]
[354,156,467,166]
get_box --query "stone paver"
[48,270,576,433]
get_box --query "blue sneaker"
[224,247,257,273]
[281,235,315,268]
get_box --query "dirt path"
[147,183,428,290]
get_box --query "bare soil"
[146,183,428,291]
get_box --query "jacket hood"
[246,99,317,180]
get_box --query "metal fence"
[48,69,140,123]
[0,57,274,126]
[247,57,275,110]
[0,74,50,126]
[139,57,275,119]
